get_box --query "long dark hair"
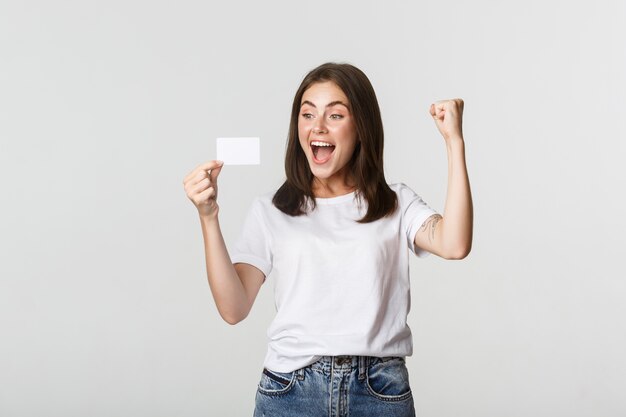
[272,62,397,223]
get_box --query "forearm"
[199,215,249,324]
[439,137,473,258]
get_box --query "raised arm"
[183,160,264,324]
[414,99,473,260]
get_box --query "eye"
[330,114,344,120]
[301,113,314,119]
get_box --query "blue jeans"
[254,356,416,417]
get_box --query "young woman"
[183,62,473,417]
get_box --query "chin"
[308,165,333,179]
[309,162,347,182]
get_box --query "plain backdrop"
[1,1,625,416]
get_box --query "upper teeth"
[311,141,334,147]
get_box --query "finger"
[430,104,443,122]
[184,165,214,189]
[192,177,210,194]
[209,164,223,183]
[194,187,215,205]
[192,169,211,186]
[184,167,203,184]
[446,100,462,118]
[198,186,216,201]
[183,160,224,184]
[437,101,449,119]
[445,98,463,113]
[184,173,208,194]
[203,160,224,171]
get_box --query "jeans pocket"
[257,367,296,396]
[365,357,413,401]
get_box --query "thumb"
[430,103,444,122]
[209,161,224,183]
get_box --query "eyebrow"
[300,100,350,109]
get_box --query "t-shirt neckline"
[314,190,357,205]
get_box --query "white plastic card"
[216,137,260,165]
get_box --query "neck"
[312,176,356,198]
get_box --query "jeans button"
[336,356,351,365]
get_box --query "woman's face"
[298,81,358,187]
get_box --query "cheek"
[298,124,314,145]
[297,128,309,151]
[297,129,306,146]
[297,120,308,136]
[337,125,357,147]
[336,119,356,135]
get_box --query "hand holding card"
[216,137,261,165]
[182,160,223,219]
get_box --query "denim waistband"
[291,355,366,381]
[295,355,404,381]
[312,355,362,370]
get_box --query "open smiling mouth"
[311,141,336,163]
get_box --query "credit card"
[216,137,260,165]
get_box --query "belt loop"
[296,367,305,381]
[358,356,366,380]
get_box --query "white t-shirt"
[230,182,439,373]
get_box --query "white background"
[1,1,625,416]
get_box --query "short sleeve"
[396,183,440,258]
[229,199,273,280]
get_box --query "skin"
[413,99,473,260]
[298,81,358,198]
[182,93,472,324]
[182,159,262,324]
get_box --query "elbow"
[222,314,245,326]
[443,243,472,260]
[220,309,249,326]
[222,315,240,325]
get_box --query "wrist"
[445,136,465,151]
[199,212,219,225]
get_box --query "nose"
[312,117,328,134]
[312,118,327,134]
